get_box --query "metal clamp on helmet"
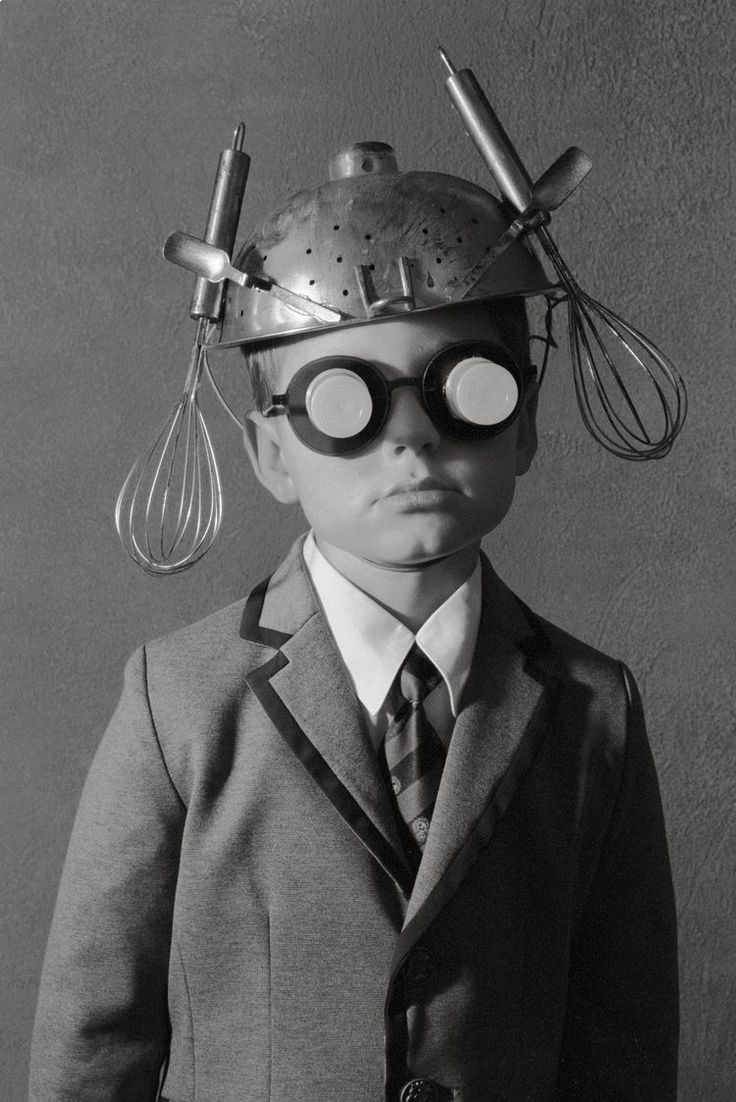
[262,341,523,455]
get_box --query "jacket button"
[403,946,433,986]
[400,1079,438,1102]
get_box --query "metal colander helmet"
[216,141,557,349]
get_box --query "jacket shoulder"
[145,594,260,674]
[142,585,280,700]
[506,600,646,792]
[133,589,277,780]
[529,605,623,673]
[514,596,636,716]
[482,556,630,696]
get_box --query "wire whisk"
[537,227,687,460]
[115,319,223,575]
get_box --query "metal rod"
[437,47,533,213]
[190,124,251,320]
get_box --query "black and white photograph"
[1,2,733,1099]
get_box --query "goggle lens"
[305,367,374,439]
[443,357,519,425]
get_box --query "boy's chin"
[340,529,481,572]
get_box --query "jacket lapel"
[241,538,415,897]
[240,539,559,928]
[396,557,560,952]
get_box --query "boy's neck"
[313,537,481,633]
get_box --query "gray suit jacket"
[30,537,678,1101]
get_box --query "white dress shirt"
[302,532,482,751]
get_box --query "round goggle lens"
[305,367,373,438]
[443,357,519,426]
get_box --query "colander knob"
[329,141,399,180]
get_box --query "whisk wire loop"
[534,225,686,461]
[115,321,224,575]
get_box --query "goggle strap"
[261,399,287,417]
[532,295,559,389]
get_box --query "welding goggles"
[261,341,523,455]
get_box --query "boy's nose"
[380,384,442,454]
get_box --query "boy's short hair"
[243,342,283,411]
[243,297,534,411]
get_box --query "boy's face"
[244,302,537,571]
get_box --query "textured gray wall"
[1,1,733,1098]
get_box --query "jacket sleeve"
[557,662,679,1101]
[29,647,186,1102]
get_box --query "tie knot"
[399,645,441,705]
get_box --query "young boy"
[30,141,678,1101]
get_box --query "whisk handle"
[190,129,251,321]
[440,54,533,213]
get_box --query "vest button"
[400,1079,438,1102]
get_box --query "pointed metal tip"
[437,46,456,76]
[232,122,246,151]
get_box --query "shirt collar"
[302,532,482,716]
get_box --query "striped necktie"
[383,645,446,854]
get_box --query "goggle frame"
[262,340,526,456]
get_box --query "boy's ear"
[242,411,300,505]
[515,377,539,476]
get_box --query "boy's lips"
[376,478,461,508]
[381,477,455,497]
